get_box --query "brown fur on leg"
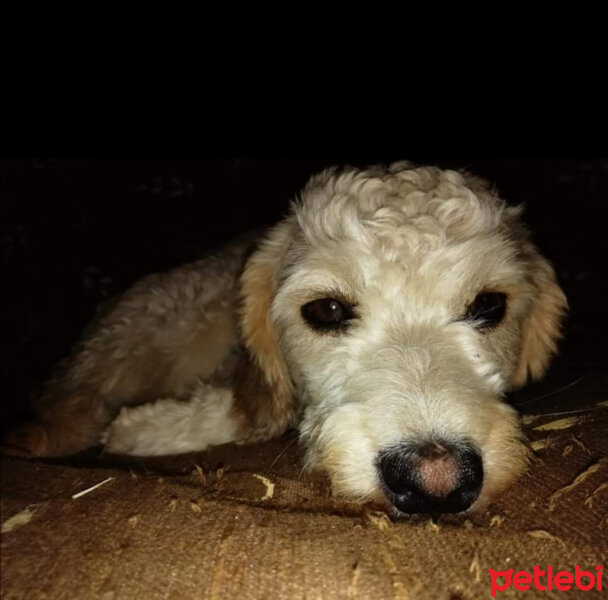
[2,422,50,457]
[3,391,112,457]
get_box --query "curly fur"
[5,162,567,514]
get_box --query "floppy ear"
[234,220,296,441]
[510,257,568,388]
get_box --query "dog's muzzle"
[378,440,483,514]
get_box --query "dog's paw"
[102,412,139,455]
[102,402,183,456]
[1,423,50,457]
[103,388,241,456]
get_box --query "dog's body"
[7,162,567,515]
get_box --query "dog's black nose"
[378,441,483,514]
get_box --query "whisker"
[524,404,607,421]
[514,372,592,407]
[267,435,299,471]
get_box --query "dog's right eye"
[465,291,507,329]
[301,298,354,332]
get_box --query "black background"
[2,158,607,437]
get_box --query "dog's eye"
[301,298,354,332]
[465,292,507,328]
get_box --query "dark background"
[2,159,607,438]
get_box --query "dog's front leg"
[103,347,299,456]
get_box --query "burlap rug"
[1,397,606,600]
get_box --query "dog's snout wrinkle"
[418,441,449,458]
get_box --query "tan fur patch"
[510,257,567,387]
[236,221,296,442]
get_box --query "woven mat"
[1,408,607,600]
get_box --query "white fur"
[104,385,241,455]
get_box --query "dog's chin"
[369,483,498,518]
[346,488,479,519]
[322,458,524,518]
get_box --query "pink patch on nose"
[417,445,460,497]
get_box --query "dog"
[4,162,567,515]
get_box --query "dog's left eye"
[465,292,507,328]
[301,298,354,332]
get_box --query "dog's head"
[239,162,567,514]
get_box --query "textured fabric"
[1,410,607,600]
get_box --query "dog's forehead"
[286,165,523,289]
[294,164,509,252]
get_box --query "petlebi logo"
[488,564,603,596]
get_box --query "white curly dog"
[7,162,567,515]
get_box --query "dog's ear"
[235,221,295,440]
[510,256,568,387]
